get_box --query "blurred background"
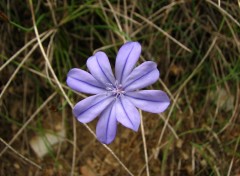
[0,0,239,175]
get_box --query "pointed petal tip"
[96,102,118,144]
[66,68,81,79]
[124,41,141,48]
[98,137,114,145]
[157,101,170,113]
[125,90,171,113]
[132,125,139,132]
[124,67,160,91]
[73,106,87,123]
[115,97,141,132]
[123,41,142,55]
[73,94,114,123]
[66,69,77,86]
[66,68,105,94]
[87,52,115,85]
[94,51,106,56]
[115,42,142,83]
[86,55,96,66]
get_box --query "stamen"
[105,80,125,98]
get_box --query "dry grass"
[0,0,240,175]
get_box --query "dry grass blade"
[105,0,125,42]
[0,92,57,156]
[28,1,134,175]
[28,3,76,175]
[176,37,217,96]
[1,1,239,175]
[0,31,54,99]
[140,110,150,176]
[0,138,41,169]
[157,37,217,149]
[206,0,240,28]
[227,135,240,176]
[133,12,192,53]
[0,30,53,72]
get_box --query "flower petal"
[123,61,159,91]
[115,42,141,84]
[87,51,115,85]
[115,96,140,131]
[66,68,105,94]
[73,94,114,123]
[125,90,170,113]
[96,102,117,144]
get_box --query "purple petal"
[125,90,170,113]
[115,42,141,84]
[73,94,115,123]
[66,68,105,94]
[96,102,117,144]
[87,51,115,85]
[123,61,159,91]
[115,96,140,131]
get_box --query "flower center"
[105,80,125,97]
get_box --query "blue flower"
[67,42,170,144]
